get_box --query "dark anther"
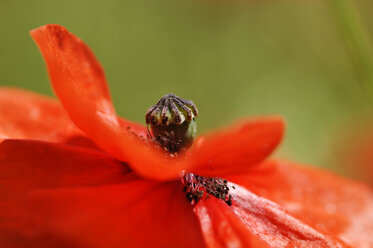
[145,94,198,153]
[226,195,232,206]
[181,173,234,206]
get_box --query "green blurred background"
[1,0,373,174]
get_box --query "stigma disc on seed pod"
[145,94,198,153]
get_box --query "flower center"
[145,94,198,153]
[145,94,233,206]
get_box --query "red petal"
[0,88,89,145]
[190,117,284,177]
[30,24,123,148]
[31,25,189,180]
[0,139,133,196]
[194,199,270,248]
[228,160,373,247]
[0,140,204,247]
[0,181,205,247]
[194,185,346,247]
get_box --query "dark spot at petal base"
[181,173,233,206]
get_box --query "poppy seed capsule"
[145,94,198,153]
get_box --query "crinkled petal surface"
[30,24,191,180]
[194,184,346,247]
[228,160,373,247]
[0,88,91,147]
[0,139,205,248]
[190,117,284,177]
[194,198,270,248]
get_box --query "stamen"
[181,172,234,206]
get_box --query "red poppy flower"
[0,24,373,247]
